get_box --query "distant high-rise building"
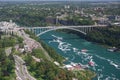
[64,5,70,9]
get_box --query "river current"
[39,31,120,80]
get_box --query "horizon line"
[0,0,120,2]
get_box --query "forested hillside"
[86,26,120,48]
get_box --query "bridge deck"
[24,25,107,29]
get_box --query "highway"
[14,55,36,80]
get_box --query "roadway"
[25,25,107,29]
[18,30,52,61]
[14,55,36,80]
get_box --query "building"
[64,5,70,9]
[0,21,19,34]
[115,16,120,21]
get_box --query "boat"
[78,63,89,69]
[88,61,95,66]
[71,62,77,66]
[107,47,118,52]
[81,49,88,52]
[107,49,114,52]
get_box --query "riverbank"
[56,28,120,53]
[24,30,96,80]
[85,26,120,52]
[39,30,120,80]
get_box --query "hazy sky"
[0,0,119,1]
[0,0,120,1]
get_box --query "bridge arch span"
[37,27,87,36]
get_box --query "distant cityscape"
[0,1,120,27]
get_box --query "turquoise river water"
[39,31,120,80]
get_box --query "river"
[39,31,120,80]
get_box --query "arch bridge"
[24,25,106,36]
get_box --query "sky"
[0,0,119,1]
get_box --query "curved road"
[14,55,36,80]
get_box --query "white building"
[0,21,19,34]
